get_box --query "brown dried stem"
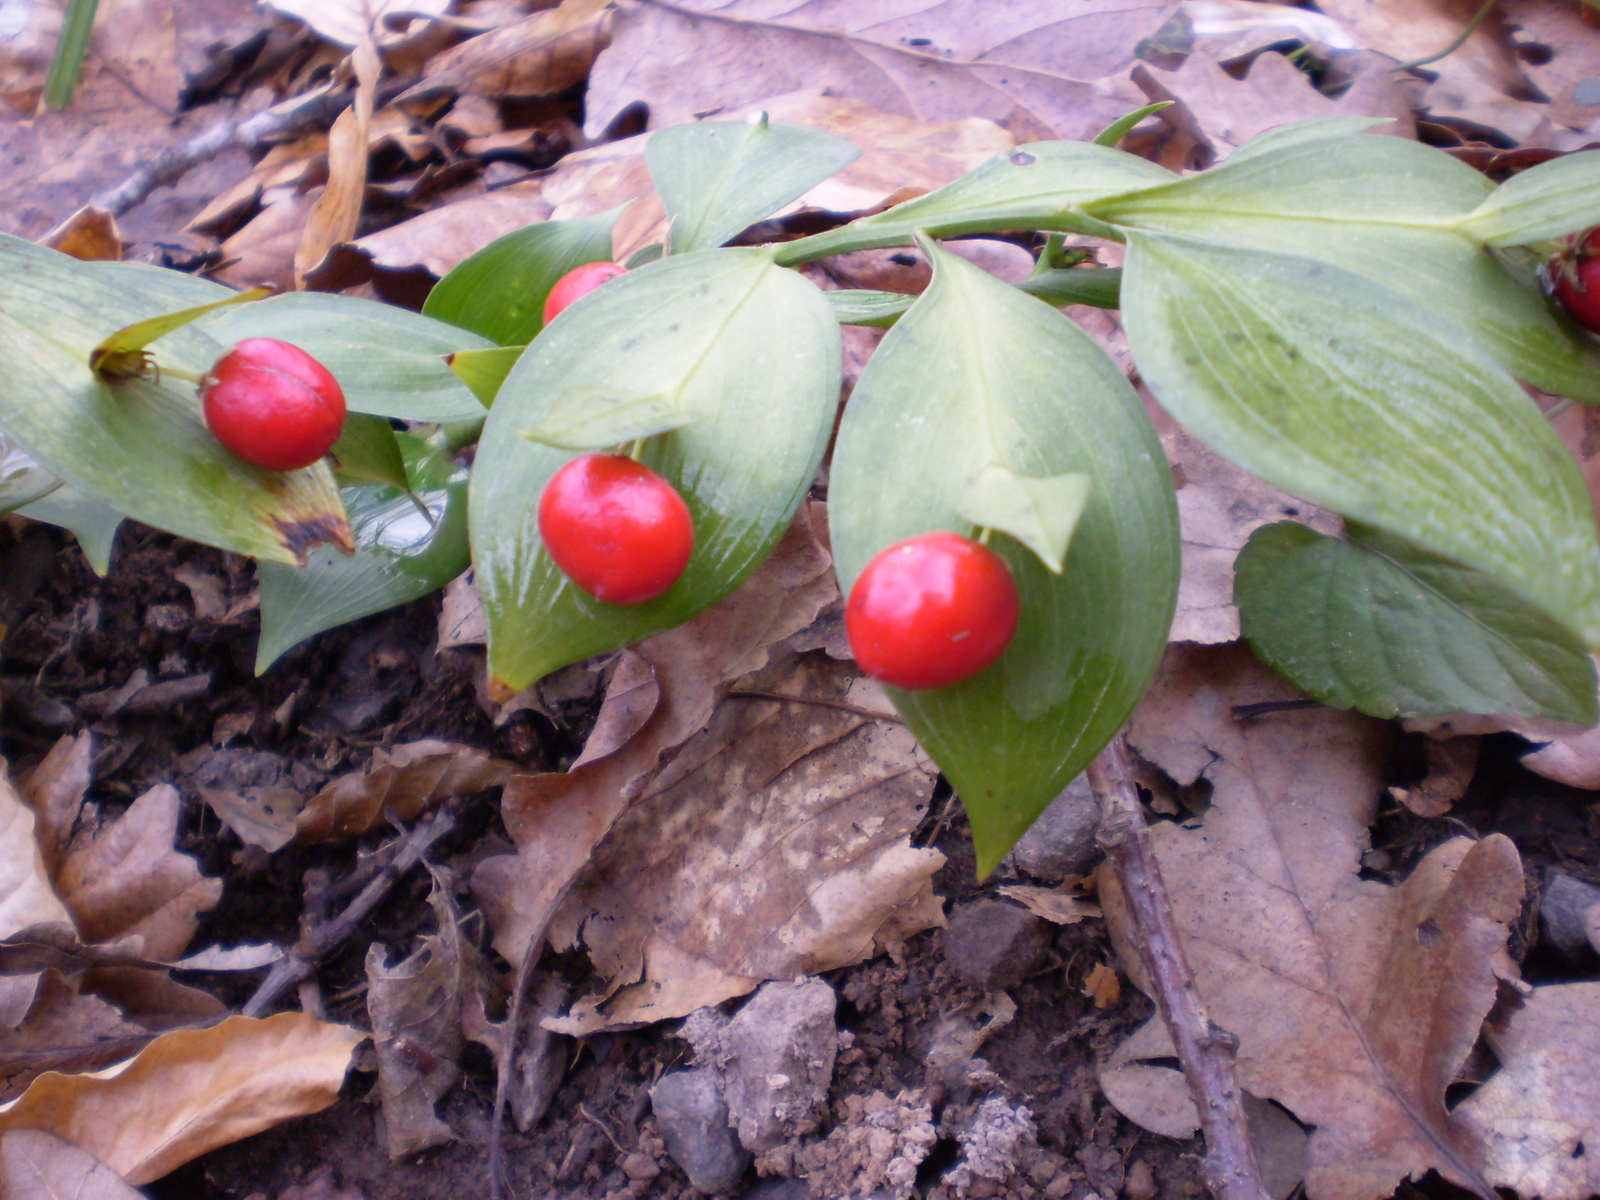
[1088,733,1271,1200]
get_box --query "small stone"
[1540,869,1600,961]
[1005,774,1100,882]
[945,898,1051,990]
[650,1068,749,1195]
[622,1153,660,1181]
[716,978,839,1154]
[1124,1159,1157,1200]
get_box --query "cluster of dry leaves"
[7,0,1600,1197]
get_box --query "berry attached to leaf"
[201,338,347,472]
[1551,228,1600,334]
[538,452,694,604]
[846,531,1020,690]
[543,262,628,326]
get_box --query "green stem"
[1390,0,1496,72]
[159,366,205,385]
[775,209,1125,268]
[41,0,99,110]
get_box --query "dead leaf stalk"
[1088,733,1272,1200]
[241,805,458,1018]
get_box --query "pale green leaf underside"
[0,234,347,566]
[16,484,123,574]
[1087,136,1600,400]
[830,242,1179,876]
[648,117,861,255]
[94,261,237,307]
[825,289,913,327]
[1223,116,1395,166]
[257,436,469,672]
[957,465,1091,574]
[1456,150,1600,247]
[198,292,492,423]
[1121,231,1600,649]
[1236,521,1598,724]
[472,247,840,690]
[521,391,692,450]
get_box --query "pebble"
[650,1068,749,1195]
[944,898,1051,990]
[1540,869,1600,961]
[1004,775,1100,882]
[718,978,839,1153]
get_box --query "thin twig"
[1390,0,1497,73]
[724,689,903,722]
[241,805,458,1018]
[1088,733,1271,1200]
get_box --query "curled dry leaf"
[1100,644,1525,1200]
[295,739,525,843]
[0,761,74,1027]
[38,207,123,263]
[1455,982,1600,1199]
[265,0,453,48]
[583,0,1153,144]
[0,1012,364,1186]
[1,1129,143,1200]
[995,886,1100,926]
[472,503,839,972]
[400,0,613,103]
[200,785,306,853]
[1388,735,1479,819]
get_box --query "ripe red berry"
[845,531,1021,691]
[1551,228,1600,334]
[538,452,694,604]
[201,338,346,472]
[543,261,627,326]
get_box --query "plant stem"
[1390,0,1497,72]
[1088,734,1272,1200]
[40,0,99,111]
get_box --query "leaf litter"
[5,0,1600,1196]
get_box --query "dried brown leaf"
[295,739,524,843]
[218,191,320,292]
[1101,644,1524,1200]
[1,1129,143,1199]
[18,734,90,882]
[1454,982,1600,1199]
[296,39,380,286]
[584,0,1156,143]
[38,207,123,262]
[1388,736,1478,819]
[0,762,75,1029]
[264,0,452,47]
[200,786,306,852]
[996,886,1100,926]
[472,503,837,971]
[1497,0,1600,142]
[401,0,612,102]
[0,1012,363,1185]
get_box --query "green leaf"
[1455,150,1600,246]
[471,247,841,690]
[648,115,861,255]
[197,292,492,423]
[775,141,1176,264]
[0,234,350,566]
[89,287,268,378]
[15,483,123,574]
[446,346,524,407]
[521,391,693,450]
[1086,135,1600,400]
[422,211,620,346]
[41,0,97,109]
[328,413,410,493]
[256,435,469,671]
[1120,231,1600,648]
[1236,521,1598,723]
[1017,267,1121,309]
[956,466,1091,574]
[1,428,61,512]
[1224,116,1396,165]
[1093,101,1173,149]
[94,262,237,308]
[825,289,913,327]
[830,240,1180,876]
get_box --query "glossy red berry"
[201,338,346,472]
[845,531,1020,691]
[538,453,694,604]
[543,261,627,325]
[1552,228,1600,334]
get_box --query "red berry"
[543,261,627,326]
[845,531,1020,691]
[1552,228,1600,334]
[538,453,694,604]
[201,338,346,472]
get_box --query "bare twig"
[241,805,458,1018]
[1088,733,1271,1200]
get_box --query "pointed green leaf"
[1017,267,1121,309]
[776,141,1176,264]
[957,466,1091,574]
[825,289,914,327]
[15,483,123,574]
[830,241,1179,876]
[648,116,861,255]
[328,413,410,493]
[471,247,840,690]
[521,391,693,450]
[1456,150,1600,247]
[1224,116,1395,166]
[1120,231,1600,648]
[1236,521,1598,724]
[89,287,268,378]
[1093,101,1173,149]
[422,211,620,346]
[446,345,524,407]
[197,293,492,423]
[1087,135,1600,400]
[1,429,61,512]
[256,435,469,671]
[0,234,350,566]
